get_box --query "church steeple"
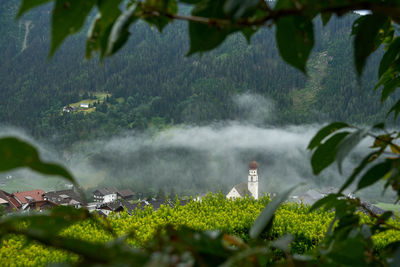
[248,160,259,199]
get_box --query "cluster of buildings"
[0,188,84,213]
[0,186,187,217]
[0,161,261,217]
[62,103,90,113]
[2,161,385,219]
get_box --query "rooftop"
[249,160,258,170]
[13,189,45,204]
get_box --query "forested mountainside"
[0,1,396,147]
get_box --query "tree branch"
[141,1,400,29]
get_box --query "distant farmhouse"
[62,106,78,113]
[80,103,89,108]
[226,161,259,200]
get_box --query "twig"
[138,1,400,29]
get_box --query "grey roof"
[359,200,387,216]
[292,189,325,205]
[69,199,80,205]
[44,189,86,205]
[291,189,391,217]
[96,210,108,217]
[100,201,125,211]
[117,189,134,197]
[318,187,354,197]
[233,183,249,197]
[94,187,118,196]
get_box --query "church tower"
[248,160,259,199]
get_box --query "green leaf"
[142,0,178,32]
[249,184,299,239]
[390,246,400,267]
[107,3,139,56]
[274,0,295,10]
[271,234,293,253]
[224,0,260,20]
[357,160,393,190]
[336,129,369,174]
[310,193,341,212]
[18,0,52,17]
[241,27,257,43]
[380,211,394,222]
[308,122,349,150]
[188,1,237,55]
[50,0,97,56]
[381,77,400,102]
[0,206,91,238]
[0,137,75,184]
[379,37,400,78]
[339,151,381,193]
[352,15,388,76]
[388,99,400,119]
[178,0,202,3]
[276,16,314,73]
[373,122,385,129]
[321,12,332,26]
[311,132,350,175]
[86,0,122,58]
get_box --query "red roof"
[13,189,45,204]
[7,196,21,209]
[249,160,258,170]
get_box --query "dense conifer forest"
[0,0,396,148]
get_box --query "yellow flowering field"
[0,193,399,266]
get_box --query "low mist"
[0,93,395,202]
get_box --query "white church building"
[226,160,259,200]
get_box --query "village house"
[7,189,61,212]
[93,187,118,203]
[12,189,45,208]
[0,189,20,212]
[43,189,86,208]
[22,200,58,212]
[117,189,134,200]
[226,161,259,200]
[80,103,89,108]
[97,200,137,216]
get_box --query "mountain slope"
[0,1,394,147]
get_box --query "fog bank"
[0,94,394,202]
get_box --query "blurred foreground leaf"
[249,184,299,239]
[0,137,75,184]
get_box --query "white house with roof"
[226,161,259,200]
[93,187,118,203]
